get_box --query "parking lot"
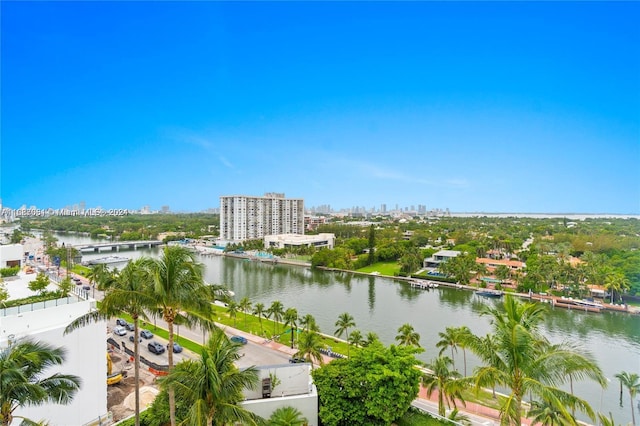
[108,320,194,365]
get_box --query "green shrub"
[0,266,20,278]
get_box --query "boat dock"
[410,280,440,289]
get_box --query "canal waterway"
[48,232,640,424]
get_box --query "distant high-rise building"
[220,193,304,241]
[161,205,170,213]
[381,204,387,214]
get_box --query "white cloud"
[219,156,234,169]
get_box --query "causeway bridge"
[73,240,164,253]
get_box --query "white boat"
[86,256,130,265]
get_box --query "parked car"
[289,357,306,364]
[167,342,183,353]
[116,319,128,327]
[124,322,135,331]
[148,341,165,355]
[82,285,91,291]
[140,330,153,339]
[230,335,248,345]
[129,335,142,343]
[113,326,127,336]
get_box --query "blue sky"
[2,1,639,214]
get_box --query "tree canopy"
[311,341,423,426]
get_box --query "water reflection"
[368,276,375,311]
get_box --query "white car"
[113,326,127,336]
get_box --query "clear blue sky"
[2,1,639,214]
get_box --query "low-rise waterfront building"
[475,257,525,271]
[423,249,461,269]
[264,233,335,250]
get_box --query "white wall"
[0,243,23,267]
[243,392,318,426]
[242,364,318,425]
[0,299,108,426]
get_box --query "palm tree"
[87,263,109,292]
[143,246,215,426]
[527,398,576,425]
[614,371,639,426]
[348,329,364,348]
[395,323,421,347]
[66,259,155,426]
[447,408,472,426]
[227,301,239,326]
[454,326,472,377]
[299,313,318,333]
[268,406,308,426]
[283,308,298,349]
[422,355,466,417]
[364,332,379,347]
[253,302,266,335]
[334,312,355,356]
[267,300,285,337]
[160,328,262,426]
[436,326,459,371]
[0,340,81,426]
[605,272,629,304]
[294,331,325,366]
[469,296,604,425]
[239,297,252,328]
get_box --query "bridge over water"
[73,240,164,252]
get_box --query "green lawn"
[356,261,400,276]
[211,305,356,357]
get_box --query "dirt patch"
[107,354,160,423]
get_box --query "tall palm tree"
[283,308,298,349]
[252,302,266,335]
[238,297,252,328]
[294,331,325,366]
[605,272,629,304]
[267,300,285,336]
[334,312,355,356]
[0,340,81,426]
[143,246,215,426]
[227,301,239,326]
[160,328,262,426]
[454,326,472,377]
[614,371,639,426]
[65,259,155,426]
[469,296,604,425]
[87,263,109,291]
[268,406,308,426]
[436,326,460,371]
[422,355,466,417]
[395,323,421,347]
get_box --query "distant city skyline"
[2,2,639,214]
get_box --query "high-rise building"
[220,193,304,241]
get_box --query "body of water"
[47,232,640,424]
